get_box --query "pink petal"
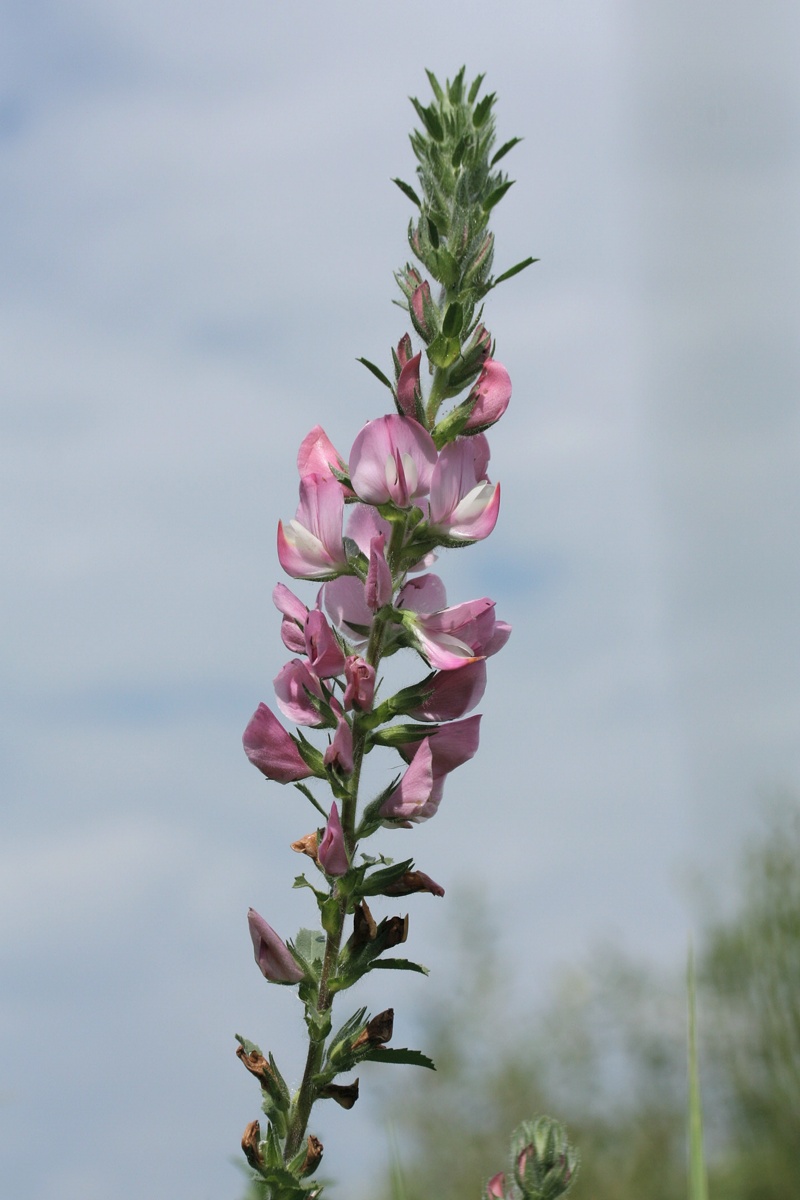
[242,703,313,782]
[349,415,437,507]
[248,908,305,983]
[317,801,350,875]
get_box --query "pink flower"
[273,583,309,654]
[428,435,500,543]
[486,1173,507,1199]
[324,716,354,775]
[317,801,349,875]
[296,425,351,492]
[343,656,376,711]
[304,609,346,678]
[277,474,348,580]
[406,597,511,670]
[396,332,414,368]
[273,659,326,726]
[242,703,314,782]
[396,572,448,615]
[248,908,305,983]
[405,660,487,722]
[464,359,511,432]
[398,715,481,775]
[349,415,437,508]
[324,576,373,647]
[366,533,393,611]
[396,351,422,419]
[379,739,444,824]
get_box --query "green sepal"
[467,72,485,104]
[302,999,332,1044]
[491,256,539,287]
[427,334,461,369]
[356,779,400,841]
[448,66,466,104]
[264,1122,285,1169]
[442,301,463,339]
[366,957,429,976]
[483,179,514,214]
[361,1046,436,1070]
[255,1165,317,1200]
[472,91,496,128]
[451,135,469,169]
[392,177,422,207]
[425,69,445,104]
[411,97,444,143]
[293,732,327,780]
[491,136,522,166]
[357,356,393,389]
[426,215,440,249]
[369,722,433,749]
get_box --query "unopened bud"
[353,1007,394,1050]
[319,1078,360,1109]
[512,1116,579,1199]
[410,280,439,343]
[241,1120,263,1170]
[300,1134,324,1177]
[396,263,423,301]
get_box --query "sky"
[2,2,799,1198]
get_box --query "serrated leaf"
[425,69,444,103]
[357,357,393,389]
[448,66,465,104]
[491,136,522,166]
[473,92,496,128]
[294,928,327,967]
[367,957,429,976]
[492,256,538,287]
[392,177,421,207]
[362,1046,436,1070]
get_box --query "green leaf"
[491,136,523,166]
[425,69,444,103]
[293,928,327,969]
[411,98,444,143]
[473,92,496,128]
[492,256,538,287]
[448,66,465,104]
[483,179,514,213]
[357,357,393,389]
[362,1046,436,1070]
[468,72,485,104]
[427,334,461,369]
[426,216,440,249]
[367,957,429,976]
[392,177,421,207]
[451,135,469,169]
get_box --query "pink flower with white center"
[343,656,375,711]
[277,473,348,580]
[366,533,393,611]
[273,659,326,726]
[324,576,372,647]
[317,801,349,876]
[324,716,354,776]
[248,908,305,983]
[463,359,512,432]
[398,714,481,776]
[405,660,487,722]
[242,703,314,783]
[428,435,500,543]
[273,582,308,654]
[304,609,346,678]
[349,415,437,508]
[296,425,352,493]
[396,351,422,419]
[405,597,511,670]
[379,739,445,825]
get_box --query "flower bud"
[317,802,349,876]
[247,908,305,984]
[511,1117,579,1200]
[395,332,414,371]
[396,351,422,419]
[323,717,355,777]
[410,280,439,343]
[463,359,511,432]
[344,656,376,711]
[395,263,423,301]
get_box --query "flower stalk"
[235,67,545,1199]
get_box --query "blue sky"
[2,3,799,1197]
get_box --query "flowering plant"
[236,68,578,1200]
